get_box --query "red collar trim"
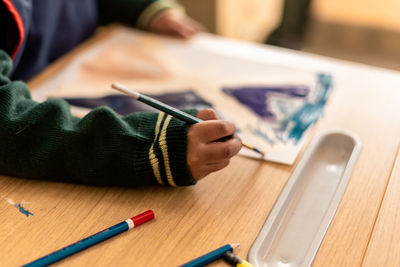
[2,0,25,59]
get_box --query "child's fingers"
[196,108,219,120]
[165,14,205,39]
[187,113,241,181]
[201,138,242,164]
[204,160,230,173]
[191,120,237,143]
[171,20,197,38]
[184,16,206,32]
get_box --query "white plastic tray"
[248,130,361,267]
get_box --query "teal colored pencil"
[111,82,264,157]
[112,82,201,124]
[22,210,154,267]
[179,243,240,267]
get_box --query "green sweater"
[0,50,197,187]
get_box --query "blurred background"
[180,0,400,71]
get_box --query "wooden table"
[1,26,400,266]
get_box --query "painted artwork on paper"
[223,73,332,145]
[32,27,333,165]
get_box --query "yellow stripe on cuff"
[149,112,165,185]
[158,115,176,187]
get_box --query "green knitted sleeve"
[0,50,197,187]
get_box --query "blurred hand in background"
[149,9,206,39]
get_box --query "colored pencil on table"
[179,243,240,267]
[224,251,255,267]
[111,82,265,157]
[23,210,155,267]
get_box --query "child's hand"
[187,109,242,181]
[148,9,205,39]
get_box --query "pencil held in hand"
[111,82,264,157]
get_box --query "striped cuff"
[136,0,185,29]
[148,112,166,185]
[148,111,197,186]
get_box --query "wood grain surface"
[1,26,400,266]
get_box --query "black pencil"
[111,82,265,157]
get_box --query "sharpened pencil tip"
[254,148,265,157]
[241,141,265,157]
[111,82,140,99]
[230,243,240,249]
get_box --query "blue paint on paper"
[223,85,309,118]
[14,203,34,217]
[280,73,332,143]
[223,73,333,144]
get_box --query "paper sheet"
[32,27,333,165]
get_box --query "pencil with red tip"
[23,210,155,267]
[111,82,265,157]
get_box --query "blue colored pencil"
[179,243,240,267]
[111,82,265,157]
[23,210,155,267]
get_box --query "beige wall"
[180,0,400,42]
[312,0,400,31]
[180,0,283,42]
[216,0,283,42]
[179,0,217,33]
